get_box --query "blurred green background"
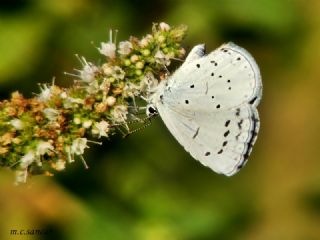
[1,0,320,239]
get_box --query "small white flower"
[80,62,99,82]
[123,82,140,98]
[43,108,59,121]
[118,41,132,55]
[20,151,35,168]
[38,84,52,101]
[55,159,66,171]
[102,64,113,75]
[10,119,24,130]
[155,50,165,59]
[69,97,84,104]
[157,35,166,43]
[73,117,81,125]
[82,120,93,129]
[155,50,171,66]
[99,79,111,92]
[65,145,74,163]
[112,66,125,80]
[106,96,116,106]
[179,48,186,57]
[93,120,110,138]
[36,141,54,156]
[141,72,158,90]
[102,64,125,80]
[15,170,28,185]
[60,92,67,99]
[71,138,88,155]
[112,105,128,123]
[99,42,116,58]
[63,97,84,109]
[140,34,153,48]
[130,54,139,63]
[159,22,170,31]
[135,61,144,69]
[86,81,99,94]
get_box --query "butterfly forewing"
[167,42,262,111]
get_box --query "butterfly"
[146,42,262,176]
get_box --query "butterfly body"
[147,43,262,176]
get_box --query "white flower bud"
[15,170,28,185]
[106,96,116,106]
[55,159,66,171]
[10,119,24,130]
[82,120,93,129]
[73,117,81,125]
[118,41,133,55]
[159,22,170,31]
[130,55,139,63]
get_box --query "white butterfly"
[146,42,262,176]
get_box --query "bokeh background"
[1,0,320,239]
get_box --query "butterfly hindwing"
[157,102,259,175]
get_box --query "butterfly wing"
[168,42,262,109]
[155,42,262,175]
[156,103,259,175]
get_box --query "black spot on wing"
[235,108,240,116]
[237,115,259,169]
[249,96,258,105]
[192,127,200,139]
[225,120,230,127]
[227,79,231,90]
[205,152,211,156]
[235,133,241,140]
[224,130,230,137]
[210,60,218,66]
[196,64,200,68]
[238,119,243,130]
[237,164,243,170]
[217,149,223,154]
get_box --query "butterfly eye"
[146,105,158,117]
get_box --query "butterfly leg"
[123,114,158,138]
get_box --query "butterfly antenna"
[123,121,151,138]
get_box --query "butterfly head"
[146,104,158,117]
